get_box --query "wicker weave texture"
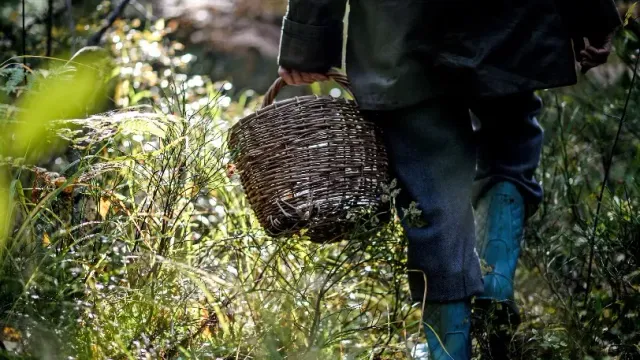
[228,73,389,242]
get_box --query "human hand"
[574,32,614,74]
[278,66,329,85]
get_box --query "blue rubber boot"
[422,300,472,360]
[474,181,525,327]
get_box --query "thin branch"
[87,0,132,46]
[22,0,26,69]
[584,49,640,309]
[46,0,53,57]
[65,0,75,53]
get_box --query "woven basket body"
[228,72,389,243]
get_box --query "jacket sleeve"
[586,0,622,37]
[277,0,348,73]
[557,0,622,39]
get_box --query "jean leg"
[365,98,484,303]
[470,92,545,218]
[469,92,545,339]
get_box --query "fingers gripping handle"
[261,70,355,108]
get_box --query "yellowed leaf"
[155,19,165,31]
[43,233,51,247]
[625,2,638,26]
[90,343,100,359]
[3,326,21,341]
[99,197,111,219]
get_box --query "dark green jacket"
[277,0,622,110]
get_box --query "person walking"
[275,0,622,359]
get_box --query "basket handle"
[261,69,355,108]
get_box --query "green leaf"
[12,179,26,211]
[624,2,638,26]
[118,117,166,138]
[130,90,152,105]
[310,82,322,96]
[0,67,25,94]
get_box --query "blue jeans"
[363,92,544,302]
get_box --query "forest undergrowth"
[0,3,640,359]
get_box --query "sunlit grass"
[0,41,420,358]
[1,7,640,359]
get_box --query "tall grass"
[1,9,639,360]
[0,25,424,358]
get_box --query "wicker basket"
[227,70,389,243]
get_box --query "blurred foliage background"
[0,0,639,359]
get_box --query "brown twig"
[46,0,53,57]
[87,0,132,46]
